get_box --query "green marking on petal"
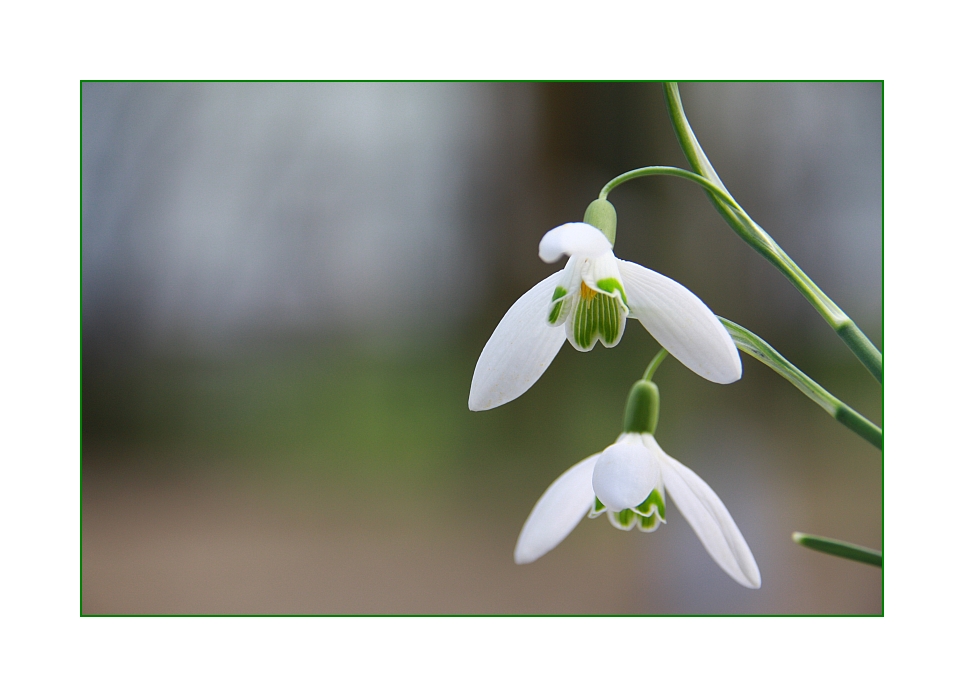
[617,508,636,527]
[547,287,569,325]
[633,488,666,521]
[637,512,661,532]
[571,282,625,349]
[588,497,606,519]
[548,302,562,324]
[607,508,639,531]
[596,277,628,307]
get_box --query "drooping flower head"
[469,201,741,411]
[513,377,761,589]
[538,221,631,352]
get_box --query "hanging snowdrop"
[513,370,761,589]
[468,200,741,411]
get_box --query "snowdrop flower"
[513,379,761,589]
[469,202,741,411]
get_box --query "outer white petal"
[591,433,660,511]
[539,223,613,263]
[514,454,599,564]
[646,434,761,589]
[469,273,567,411]
[617,260,741,384]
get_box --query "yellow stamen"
[580,281,597,301]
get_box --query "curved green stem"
[662,82,882,384]
[792,532,882,567]
[720,318,881,449]
[642,348,668,382]
[601,166,739,205]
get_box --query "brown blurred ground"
[82,347,881,615]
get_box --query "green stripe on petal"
[596,277,628,307]
[571,283,627,349]
[633,487,666,522]
[637,511,662,532]
[607,508,639,531]
[547,286,569,325]
[588,497,607,519]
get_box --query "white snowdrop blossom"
[468,222,741,411]
[513,430,761,589]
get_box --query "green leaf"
[792,532,882,567]
[720,317,881,450]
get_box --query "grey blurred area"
[82,82,882,615]
[82,82,537,353]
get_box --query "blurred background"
[82,82,882,614]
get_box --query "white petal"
[646,434,761,589]
[591,433,660,511]
[539,223,613,263]
[617,260,742,384]
[514,454,599,564]
[469,273,567,411]
[583,252,625,298]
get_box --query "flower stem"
[720,318,881,449]
[792,532,882,567]
[661,82,882,384]
[642,348,668,382]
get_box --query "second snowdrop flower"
[513,378,761,589]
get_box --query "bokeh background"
[82,82,882,614]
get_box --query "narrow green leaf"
[793,532,882,567]
[720,317,881,449]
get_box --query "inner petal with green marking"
[636,511,662,532]
[568,281,628,350]
[591,487,666,533]
[633,488,665,532]
[595,277,628,306]
[633,487,666,522]
[589,497,607,519]
[547,286,569,325]
[607,507,640,531]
